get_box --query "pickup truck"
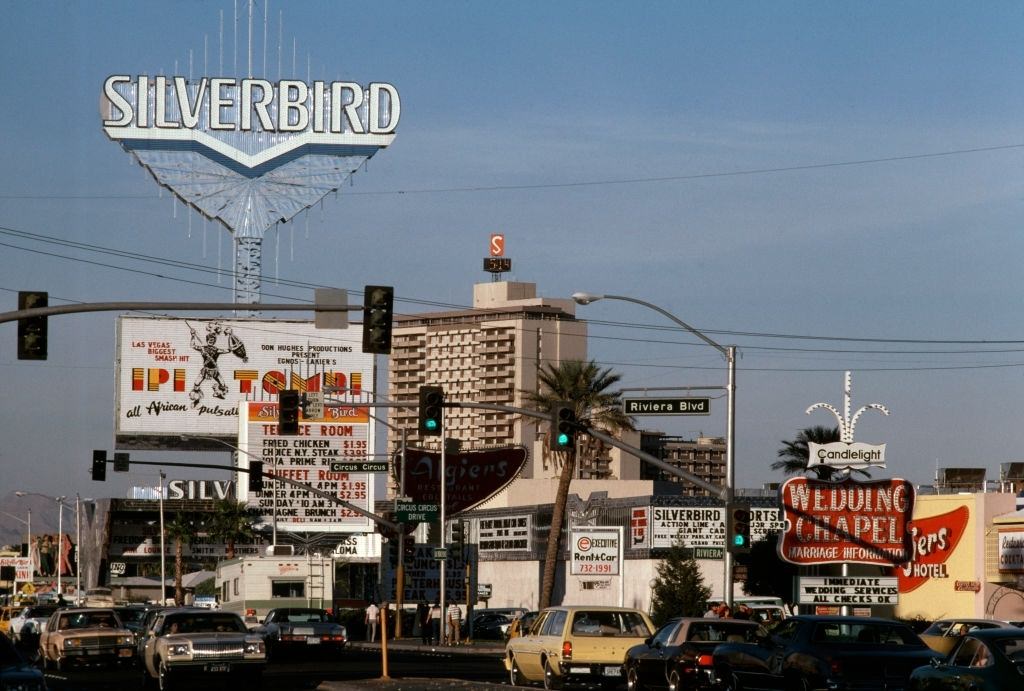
[504,605,654,689]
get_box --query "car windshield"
[26,606,57,619]
[812,622,920,646]
[58,612,120,629]
[686,621,757,643]
[275,610,329,623]
[115,609,148,624]
[163,614,245,634]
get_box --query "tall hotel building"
[386,281,585,478]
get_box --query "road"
[32,642,512,691]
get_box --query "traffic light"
[17,291,47,360]
[386,537,399,566]
[550,403,577,451]
[418,385,444,436]
[249,461,264,492]
[278,389,300,435]
[362,285,394,354]
[113,452,130,472]
[726,503,751,554]
[91,450,107,482]
[403,535,416,561]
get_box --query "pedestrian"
[428,601,442,645]
[56,593,67,608]
[703,601,719,618]
[365,601,380,642]
[417,601,429,644]
[446,601,462,645]
[718,604,732,619]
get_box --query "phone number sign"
[570,527,622,576]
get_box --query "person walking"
[446,601,462,645]
[365,601,380,642]
[418,601,430,644]
[428,602,441,645]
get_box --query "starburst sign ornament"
[806,371,889,472]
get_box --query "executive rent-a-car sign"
[778,477,915,566]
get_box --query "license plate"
[604,667,622,677]
[306,637,320,645]
[87,649,102,655]
[206,663,230,673]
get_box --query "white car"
[9,604,58,644]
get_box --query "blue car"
[0,632,46,690]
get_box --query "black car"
[712,615,941,691]
[908,628,1024,691]
[625,617,759,691]
[471,612,513,640]
[252,608,347,660]
[113,605,149,634]
[0,632,46,691]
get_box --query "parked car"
[9,605,58,646]
[253,607,346,660]
[473,612,514,641]
[82,587,115,608]
[139,608,265,690]
[712,615,941,691]
[908,628,1024,690]
[507,611,540,640]
[624,617,759,691]
[0,606,24,636]
[0,631,46,691]
[505,605,654,689]
[113,605,151,635]
[918,618,1017,656]
[37,608,135,671]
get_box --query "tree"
[739,538,798,605]
[209,499,261,561]
[523,360,635,610]
[165,511,204,605]
[771,425,842,480]
[650,536,712,627]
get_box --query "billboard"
[238,401,375,532]
[570,527,622,576]
[399,446,529,515]
[115,316,372,448]
[778,477,915,566]
[477,515,532,553]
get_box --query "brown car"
[38,607,135,671]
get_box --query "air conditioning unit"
[266,544,294,556]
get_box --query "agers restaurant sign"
[779,477,914,566]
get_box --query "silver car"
[139,608,265,690]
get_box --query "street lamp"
[571,292,738,608]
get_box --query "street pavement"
[321,639,510,690]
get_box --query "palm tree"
[209,499,260,560]
[771,426,841,480]
[523,360,635,610]
[165,511,204,605]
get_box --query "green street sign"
[396,502,440,523]
[623,397,711,416]
[329,461,389,473]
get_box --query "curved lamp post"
[571,292,738,608]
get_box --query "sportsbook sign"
[778,477,915,566]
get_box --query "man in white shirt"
[446,602,462,645]
[365,601,380,642]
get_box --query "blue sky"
[3,1,1024,505]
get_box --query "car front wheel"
[667,668,682,691]
[158,660,174,691]
[509,655,528,686]
[626,664,643,691]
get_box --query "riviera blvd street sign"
[623,397,711,416]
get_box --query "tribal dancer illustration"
[187,321,248,407]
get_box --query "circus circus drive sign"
[778,477,915,566]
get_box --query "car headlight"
[117,635,133,645]
[243,640,265,655]
[64,638,84,649]
[167,643,191,656]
